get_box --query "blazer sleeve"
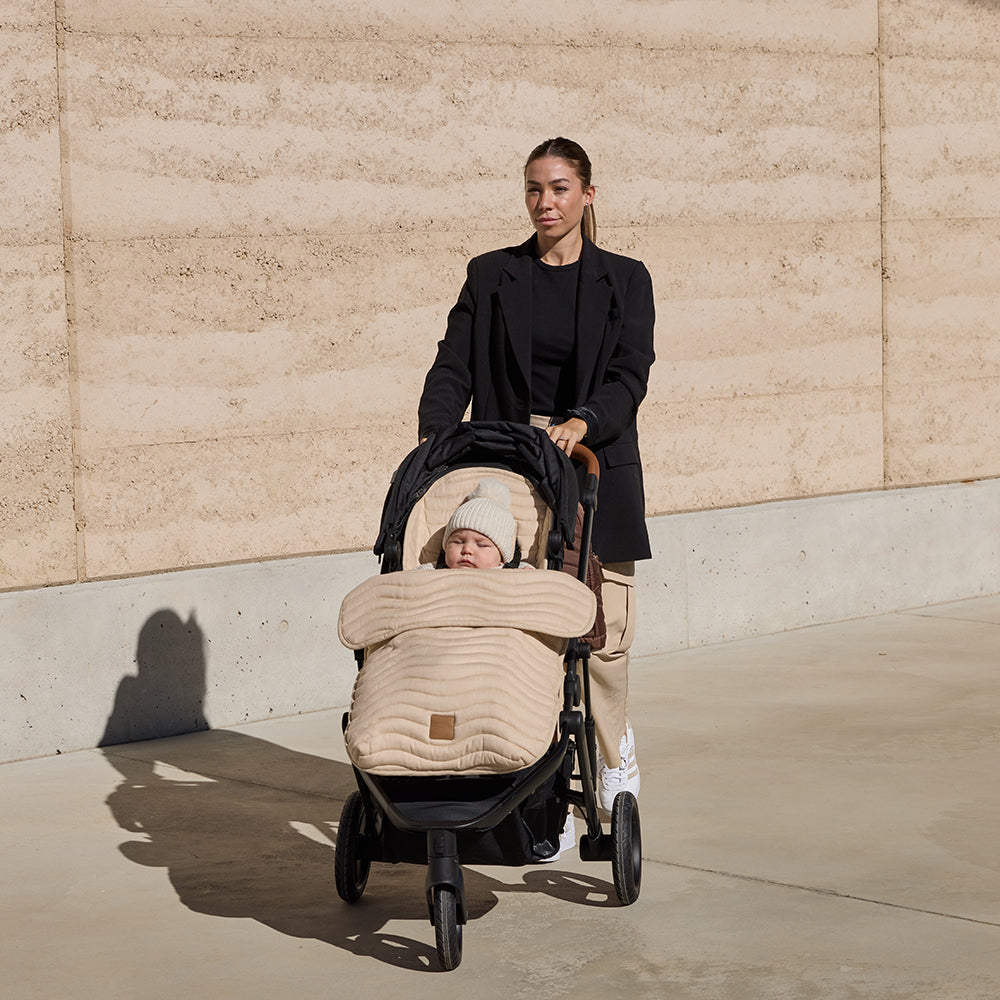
[580,259,656,447]
[417,258,478,439]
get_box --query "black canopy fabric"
[373,421,579,568]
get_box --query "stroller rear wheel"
[335,791,372,903]
[611,790,642,905]
[432,885,463,970]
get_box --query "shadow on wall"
[100,609,209,747]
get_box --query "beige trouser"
[590,561,635,767]
[528,414,634,765]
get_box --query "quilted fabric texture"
[339,568,596,775]
[338,567,595,647]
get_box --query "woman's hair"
[524,136,596,243]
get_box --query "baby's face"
[444,529,504,569]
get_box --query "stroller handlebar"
[569,442,600,480]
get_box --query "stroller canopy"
[374,422,579,569]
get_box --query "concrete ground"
[3,595,1000,999]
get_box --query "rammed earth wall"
[2,1,999,759]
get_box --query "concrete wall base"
[636,477,1000,654]
[4,478,998,763]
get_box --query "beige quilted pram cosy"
[333,422,642,971]
[338,462,596,776]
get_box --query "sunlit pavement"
[4,595,1000,999]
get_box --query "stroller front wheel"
[335,791,372,903]
[432,885,463,970]
[611,790,642,905]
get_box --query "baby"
[439,478,520,569]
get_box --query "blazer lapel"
[496,240,534,392]
[575,238,615,399]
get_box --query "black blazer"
[418,236,655,563]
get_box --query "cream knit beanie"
[444,478,517,564]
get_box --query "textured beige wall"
[881,0,1000,485]
[1,0,998,590]
[1,1,76,589]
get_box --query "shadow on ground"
[98,607,619,969]
[102,730,619,970]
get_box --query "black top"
[530,256,580,417]
[418,236,656,563]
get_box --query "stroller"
[335,421,642,970]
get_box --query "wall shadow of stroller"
[100,609,210,748]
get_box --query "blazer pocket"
[603,441,639,467]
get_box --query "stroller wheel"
[611,790,642,905]
[335,792,372,903]
[432,886,463,971]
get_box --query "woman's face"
[524,156,593,242]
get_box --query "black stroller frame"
[335,422,641,970]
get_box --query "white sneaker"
[597,723,640,812]
[540,814,575,863]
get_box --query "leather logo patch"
[429,714,456,741]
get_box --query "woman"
[418,137,655,812]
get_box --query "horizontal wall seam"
[55,30,880,59]
[646,473,1000,519]
[61,216,891,245]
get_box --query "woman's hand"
[546,417,588,455]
